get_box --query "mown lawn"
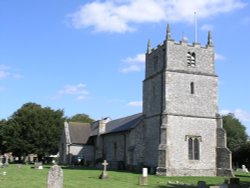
[0,165,250,188]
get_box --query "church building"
[60,25,233,176]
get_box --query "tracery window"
[186,136,201,160]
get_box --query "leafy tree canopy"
[3,102,64,159]
[223,113,248,153]
[67,113,94,123]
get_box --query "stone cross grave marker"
[99,160,109,179]
[47,165,63,188]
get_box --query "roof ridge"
[109,112,143,123]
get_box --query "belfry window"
[187,52,196,66]
[186,136,201,160]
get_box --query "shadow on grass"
[235,174,250,178]
[157,184,197,188]
[58,166,141,174]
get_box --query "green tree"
[223,113,248,166]
[4,102,64,160]
[67,113,94,123]
[0,119,7,154]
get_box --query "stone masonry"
[143,24,233,176]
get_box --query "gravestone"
[209,186,220,188]
[47,165,63,188]
[99,160,109,179]
[197,181,206,188]
[242,165,249,173]
[0,156,3,167]
[34,162,43,170]
[4,155,9,166]
[139,168,148,186]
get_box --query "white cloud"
[0,64,10,79]
[235,109,250,122]
[120,53,145,73]
[220,109,250,122]
[0,70,10,79]
[69,0,246,33]
[127,101,142,107]
[220,109,231,115]
[53,83,89,101]
[201,24,214,31]
[242,16,250,25]
[0,64,22,80]
[215,53,226,61]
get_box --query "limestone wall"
[127,121,145,166]
[144,116,161,169]
[165,72,218,117]
[166,115,217,176]
[166,41,215,75]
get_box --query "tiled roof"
[91,113,143,136]
[105,113,143,134]
[68,122,91,144]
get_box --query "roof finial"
[147,39,151,53]
[207,31,213,46]
[166,23,171,40]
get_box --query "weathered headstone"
[197,181,206,188]
[99,160,109,179]
[4,154,9,166]
[209,186,220,188]
[0,156,3,168]
[139,168,148,186]
[242,165,249,173]
[47,165,63,188]
[34,162,43,170]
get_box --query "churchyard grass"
[0,164,250,188]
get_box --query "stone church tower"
[143,25,233,176]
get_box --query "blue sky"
[0,0,250,135]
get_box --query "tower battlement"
[145,25,216,81]
[148,40,212,55]
[147,24,213,54]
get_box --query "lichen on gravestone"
[47,165,63,188]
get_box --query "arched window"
[194,138,200,160]
[187,52,191,66]
[187,136,201,160]
[190,82,194,94]
[188,138,193,160]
